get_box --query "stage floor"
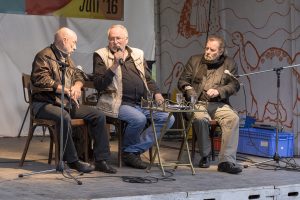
[0,136,300,200]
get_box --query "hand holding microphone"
[115,47,124,65]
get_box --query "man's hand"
[114,50,123,64]
[70,82,83,108]
[110,49,125,71]
[70,85,81,100]
[206,88,219,98]
[185,88,196,101]
[154,93,164,105]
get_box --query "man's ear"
[62,37,68,45]
[219,48,225,55]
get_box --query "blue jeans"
[118,105,175,153]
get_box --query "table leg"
[147,112,172,176]
[176,113,195,175]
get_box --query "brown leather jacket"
[31,44,84,107]
[178,54,240,104]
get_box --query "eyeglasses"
[108,37,127,42]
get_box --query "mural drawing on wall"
[158,0,300,136]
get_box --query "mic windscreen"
[224,70,231,75]
[76,65,89,80]
[77,65,83,71]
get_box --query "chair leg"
[83,125,89,162]
[17,106,29,138]
[40,126,46,142]
[191,127,196,161]
[19,123,35,167]
[48,129,54,164]
[210,136,215,161]
[210,124,217,161]
[116,122,123,168]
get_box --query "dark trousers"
[37,103,110,163]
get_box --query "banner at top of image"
[0,0,124,20]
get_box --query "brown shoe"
[67,160,94,173]
[198,156,210,168]
[122,152,148,169]
[218,162,242,174]
[95,160,117,174]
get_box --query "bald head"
[54,27,77,55]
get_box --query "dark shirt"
[121,56,146,106]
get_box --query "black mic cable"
[45,55,69,67]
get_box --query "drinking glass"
[190,94,197,109]
[176,92,183,106]
[147,91,153,107]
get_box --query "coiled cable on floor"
[121,170,176,184]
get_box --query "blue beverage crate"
[238,128,294,158]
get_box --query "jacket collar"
[50,44,68,62]
[202,54,226,69]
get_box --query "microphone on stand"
[224,70,240,80]
[45,55,69,67]
[116,47,124,65]
[76,65,90,81]
[224,70,241,87]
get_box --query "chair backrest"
[21,73,37,118]
[22,73,31,104]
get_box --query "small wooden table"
[143,100,203,176]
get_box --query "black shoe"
[67,160,94,173]
[95,160,117,174]
[122,152,148,169]
[218,162,242,174]
[199,156,210,168]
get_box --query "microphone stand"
[240,63,300,169]
[56,63,82,184]
[18,59,82,185]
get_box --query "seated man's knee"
[96,111,106,123]
[63,113,72,124]
[227,112,239,126]
[169,115,175,126]
[193,118,209,126]
[131,114,147,127]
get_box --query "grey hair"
[207,35,225,51]
[107,24,128,38]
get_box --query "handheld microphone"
[45,55,69,67]
[116,47,124,65]
[76,65,89,81]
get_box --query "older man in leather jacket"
[178,35,242,174]
[31,27,116,174]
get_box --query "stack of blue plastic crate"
[238,128,294,158]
